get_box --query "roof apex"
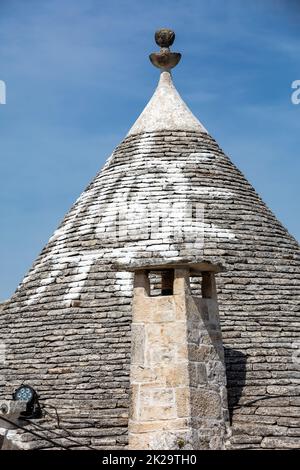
[127,70,208,136]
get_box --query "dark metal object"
[13,385,42,419]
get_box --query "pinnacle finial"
[155,29,175,48]
[150,29,181,71]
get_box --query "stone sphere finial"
[155,29,175,49]
[150,28,181,71]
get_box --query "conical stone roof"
[0,31,299,450]
[127,70,207,135]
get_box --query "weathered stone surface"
[190,389,221,419]
[131,324,145,365]
[127,71,207,136]
[175,388,190,418]
[261,437,300,449]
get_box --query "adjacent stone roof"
[0,43,299,450]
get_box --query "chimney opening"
[148,269,174,296]
[201,272,214,299]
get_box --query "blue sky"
[0,0,299,300]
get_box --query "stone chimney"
[128,263,230,450]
